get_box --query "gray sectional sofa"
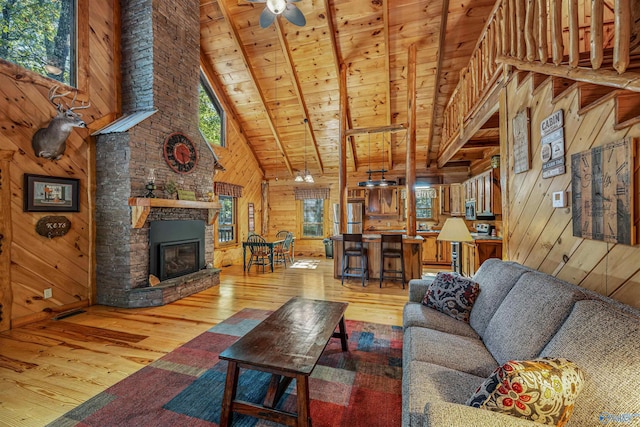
[402,258,640,426]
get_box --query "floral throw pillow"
[466,358,585,427]
[421,272,480,323]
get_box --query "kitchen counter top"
[417,230,502,241]
[331,234,424,243]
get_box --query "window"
[0,0,76,86]
[199,72,225,147]
[300,199,324,238]
[416,188,436,220]
[218,195,236,244]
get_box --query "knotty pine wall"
[210,133,264,268]
[502,73,640,309]
[0,0,119,330]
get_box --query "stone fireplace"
[93,0,220,308]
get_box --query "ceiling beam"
[383,0,393,169]
[344,124,407,136]
[217,0,294,177]
[200,48,264,176]
[425,0,451,167]
[324,0,357,170]
[274,19,324,175]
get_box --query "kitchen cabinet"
[461,239,503,276]
[450,183,464,216]
[422,234,452,265]
[439,185,450,215]
[366,187,399,216]
[347,188,366,201]
[463,170,501,216]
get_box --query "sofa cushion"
[540,300,640,427]
[466,358,584,426]
[469,259,531,336]
[482,272,587,366]
[404,326,498,378]
[403,302,480,339]
[402,360,485,427]
[424,401,542,427]
[422,272,480,323]
[469,258,531,336]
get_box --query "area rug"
[47,308,403,427]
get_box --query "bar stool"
[341,233,368,286]
[380,234,405,289]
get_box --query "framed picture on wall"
[23,174,80,212]
[248,203,255,232]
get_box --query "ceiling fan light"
[266,0,287,14]
[295,174,304,182]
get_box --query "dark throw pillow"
[421,271,480,323]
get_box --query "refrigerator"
[333,203,363,234]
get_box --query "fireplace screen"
[159,239,199,281]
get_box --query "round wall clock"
[163,132,198,174]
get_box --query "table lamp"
[437,218,473,274]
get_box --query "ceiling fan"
[246,0,306,28]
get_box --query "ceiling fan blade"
[283,3,306,27]
[259,7,276,28]
[288,0,302,2]
[244,0,266,2]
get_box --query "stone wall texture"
[95,0,218,307]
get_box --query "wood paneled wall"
[503,73,640,308]
[0,0,119,329]
[210,131,264,268]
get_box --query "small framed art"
[23,174,80,212]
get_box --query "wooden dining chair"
[247,234,270,273]
[274,232,294,267]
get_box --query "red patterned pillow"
[421,272,480,322]
[465,358,584,426]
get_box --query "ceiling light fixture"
[296,118,314,183]
[358,132,396,187]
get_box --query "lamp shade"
[437,218,473,242]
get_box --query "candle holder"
[144,168,157,198]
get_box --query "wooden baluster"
[516,0,526,59]
[510,0,517,56]
[568,0,579,67]
[590,0,604,69]
[537,0,548,63]
[525,0,537,61]
[614,0,631,73]
[498,5,506,57]
[489,23,496,74]
[551,0,564,65]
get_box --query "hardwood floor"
[0,258,418,427]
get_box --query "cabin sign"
[540,110,565,178]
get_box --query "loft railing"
[440,0,640,159]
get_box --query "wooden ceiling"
[199,0,497,180]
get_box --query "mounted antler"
[31,85,90,160]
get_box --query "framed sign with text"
[248,203,255,232]
[571,137,636,245]
[513,108,530,174]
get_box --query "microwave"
[465,200,476,220]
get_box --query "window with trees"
[300,199,325,238]
[218,195,236,244]
[0,0,76,86]
[199,72,225,147]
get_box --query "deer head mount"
[31,85,90,160]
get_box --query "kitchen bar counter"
[330,234,423,282]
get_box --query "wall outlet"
[44,288,52,299]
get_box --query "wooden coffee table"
[219,297,349,427]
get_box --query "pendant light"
[358,132,396,187]
[295,118,313,182]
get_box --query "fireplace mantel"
[128,198,221,228]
